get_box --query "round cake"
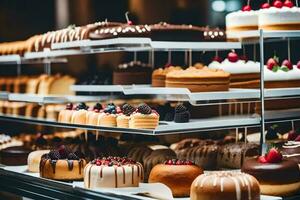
[28,150,50,172]
[148,159,203,197]
[242,148,300,196]
[280,141,300,165]
[128,104,159,129]
[84,157,143,189]
[259,4,300,30]
[190,171,260,200]
[40,146,87,181]
[0,146,32,166]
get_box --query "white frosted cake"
[84,157,143,189]
[259,6,300,30]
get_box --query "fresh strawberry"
[295,135,300,141]
[242,5,252,11]
[258,155,268,163]
[212,56,223,63]
[261,3,271,9]
[297,61,300,69]
[281,59,293,70]
[273,0,283,8]
[283,0,294,8]
[266,58,278,70]
[266,148,283,163]
[228,51,239,63]
[287,130,298,141]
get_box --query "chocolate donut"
[242,158,300,196]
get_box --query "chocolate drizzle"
[122,166,126,184]
[67,160,74,171]
[114,167,118,188]
[50,160,57,174]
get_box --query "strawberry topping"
[273,0,283,8]
[283,0,294,8]
[265,148,283,163]
[261,3,271,9]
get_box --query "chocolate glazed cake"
[89,24,151,40]
[150,22,226,41]
[39,145,87,181]
[0,146,32,166]
[217,142,259,169]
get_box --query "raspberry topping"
[122,103,136,116]
[91,157,137,166]
[137,103,152,115]
[242,5,251,11]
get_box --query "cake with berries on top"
[242,147,300,196]
[71,103,89,125]
[97,103,119,127]
[86,103,103,126]
[226,0,259,39]
[259,0,300,30]
[116,103,136,128]
[58,103,75,123]
[148,159,203,197]
[129,103,159,129]
[208,51,260,88]
[174,104,190,123]
[84,156,143,189]
[39,145,87,181]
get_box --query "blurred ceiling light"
[212,0,226,12]
[226,0,241,12]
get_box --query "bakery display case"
[0,1,300,200]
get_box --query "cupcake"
[117,104,136,128]
[97,103,118,127]
[129,103,159,129]
[86,103,103,126]
[174,104,190,123]
[71,103,89,125]
[58,103,75,123]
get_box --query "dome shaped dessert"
[149,159,203,197]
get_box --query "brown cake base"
[230,79,300,89]
[152,75,165,87]
[166,81,229,92]
[259,23,300,31]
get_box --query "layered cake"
[40,145,87,181]
[71,103,89,125]
[148,159,203,197]
[129,104,159,129]
[259,0,300,30]
[165,67,230,92]
[190,171,260,200]
[28,150,50,172]
[226,1,258,40]
[150,22,226,41]
[113,61,152,85]
[86,103,103,126]
[242,147,300,196]
[217,142,259,169]
[208,52,260,88]
[58,103,75,123]
[84,157,143,188]
[116,104,136,128]
[97,103,118,127]
[152,66,182,87]
[89,24,151,40]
